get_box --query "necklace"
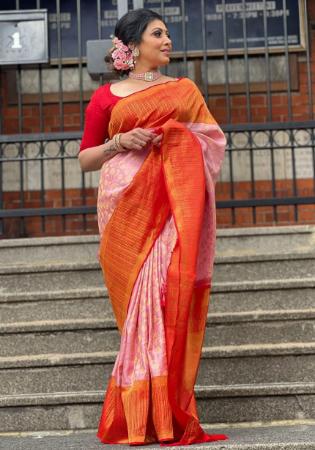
[128,70,162,82]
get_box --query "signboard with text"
[0,10,48,65]
[0,0,307,62]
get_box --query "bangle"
[113,133,125,152]
[103,134,125,154]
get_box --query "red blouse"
[80,78,183,151]
[80,83,121,151]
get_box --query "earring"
[132,47,140,57]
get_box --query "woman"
[79,8,228,446]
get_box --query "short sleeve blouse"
[80,83,121,152]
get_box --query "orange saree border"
[161,122,225,445]
[98,138,170,332]
[97,80,228,445]
[97,376,173,445]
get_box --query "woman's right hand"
[119,128,160,151]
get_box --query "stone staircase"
[1,226,315,448]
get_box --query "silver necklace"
[128,70,162,82]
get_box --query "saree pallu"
[96,78,228,446]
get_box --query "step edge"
[2,252,315,274]
[0,235,100,249]
[215,251,315,264]
[1,381,315,407]
[212,278,315,292]
[0,288,107,303]
[2,278,315,304]
[2,309,315,333]
[0,261,101,274]
[216,225,315,238]
[1,343,315,369]
[0,225,313,249]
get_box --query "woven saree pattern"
[97,78,227,446]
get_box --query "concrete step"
[213,253,315,283]
[0,235,100,266]
[1,311,315,357]
[1,226,314,266]
[0,287,107,304]
[1,228,314,439]
[1,344,315,396]
[1,278,315,320]
[1,424,315,450]
[2,253,315,295]
[0,383,315,432]
[216,224,315,256]
[0,297,109,324]
[0,262,104,295]
[211,283,315,313]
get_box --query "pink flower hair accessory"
[110,35,135,71]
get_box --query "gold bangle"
[114,133,125,152]
[113,134,119,151]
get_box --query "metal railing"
[1,119,315,236]
[221,120,315,224]
[0,0,314,236]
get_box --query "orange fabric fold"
[98,376,174,444]
[97,79,228,445]
[98,139,170,332]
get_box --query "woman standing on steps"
[78,8,227,446]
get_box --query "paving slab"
[1,424,315,449]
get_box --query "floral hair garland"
[110,35,135,71]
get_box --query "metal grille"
[0,0,314,237]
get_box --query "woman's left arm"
[78,140,119,172]
[79,87,117,172]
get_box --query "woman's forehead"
[145,19,168,32]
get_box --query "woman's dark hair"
[105,8,164,76]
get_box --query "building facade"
[0,0,315,237]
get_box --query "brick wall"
[1,94,84,134]
[214,1,315,228]
[216,180,315,228]
[2,188,99,238]
[208,2,315,125]
[1,2,315,237]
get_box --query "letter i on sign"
[11,31,22,49]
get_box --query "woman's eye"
[153,31,171,39]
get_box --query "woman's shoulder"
[163,75,180,82]
[88,83,117,111]
[90,83,112,101]
[165,76,199,90]
[179,76,198,87]
[179,77,204,96]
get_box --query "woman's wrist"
[103,138,118,155]
[103,134,126,155]
[102,139,118,157]
[113,133,126,152]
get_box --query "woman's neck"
[131,63,159,74]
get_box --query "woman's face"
[135,19,172,68]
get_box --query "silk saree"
[96,78,227,446]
